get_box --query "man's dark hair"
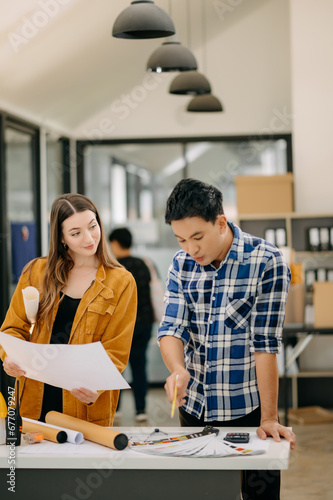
[108,227,132,249]
[165,178,224,224]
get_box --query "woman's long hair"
[34,193,121,324]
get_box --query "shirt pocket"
[224,295,254,331]
[85,300,116,341]
[86,392,111,423]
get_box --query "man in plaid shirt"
[158,178,296,500]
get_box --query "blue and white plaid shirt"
[158,222,290,421]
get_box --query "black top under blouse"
[39,294,81,422]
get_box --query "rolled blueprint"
[45,411,128,450]
[22,418,67,443]
[22,287,39,324]
[22,417,84,444]
[22,286,39,338]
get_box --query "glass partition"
[5,127,39,296]
[83,143,185,250]
[46,135,64,212]
[80,135,290,252]
[186,138,289,221]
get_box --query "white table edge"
[0,426,290,471]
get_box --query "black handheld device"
[224,432,250,444]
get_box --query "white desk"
[0,427,290,500]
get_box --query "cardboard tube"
[23,417,84,444]
[22,419,67,443]
[22,286,39,324]
[45,411,128,450]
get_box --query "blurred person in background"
[109,227,154,422]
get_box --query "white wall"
[290,0,333,213]
[75,0,292,140]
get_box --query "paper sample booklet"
[0,332,130,391]
[129,429,269,458]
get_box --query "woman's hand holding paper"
[3,357,26,378]
[71,387,99,405]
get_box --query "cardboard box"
[235,173,294,214]
[284,284,305,324]
[313,282,333,328]
[288,406,333,425]
[299,335,333,371]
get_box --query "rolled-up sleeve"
[249,253,290,353]
[157,259,191,346]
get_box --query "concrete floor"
[115,387,333,500]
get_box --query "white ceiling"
[0,0,212,135]
[0,0,290,139]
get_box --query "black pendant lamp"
[147,41,197,72]
[169,2,210,94]
[186,0,223,112]
[112,1,176,39]
[187,93,223,112]
[169,70,211,95]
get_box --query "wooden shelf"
[237,212,333,253]
[294,251,333,259]
[237,212,333,220]
[281,371,333,378]
[238,214,333,418]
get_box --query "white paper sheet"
[0,332,130,391]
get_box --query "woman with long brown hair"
[1,194,137,426]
